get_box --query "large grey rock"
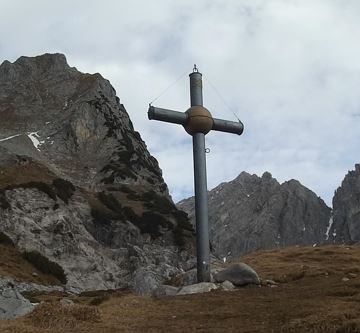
[330,164,360,243]
[178,171,331,258]
[214,263,260,286]
[0,53,195,291]
[152,285,179,297]
[0,281,34,319]
[133,269,160,296]
[177,282,218,295]
[182,269,198,286]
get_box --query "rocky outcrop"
[0,53,195,292]
[330,164,360,244]
[178,171,331,259]
[0,280,34,319]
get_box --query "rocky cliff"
[0,53,195,292]
[178,171,331,260]
[330,164,360,244]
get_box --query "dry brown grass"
[0,162,56,188]
[1,245,360,332]
[25,302,101,330]
[0,244,60,285]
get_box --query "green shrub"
[141,191,175,214]
[122,206,140,223]
[11,182,57,201]
[137,212,172,238]
[22,250,67,284]
[90,208,114,225]
[174,210,194,232]
[100,163,138,183]
[52,178,75,204]
[119,185,136,195]
[98,192,123,213]
[0,191,10,210]
[173,210,194,248]
[0,231,14,246]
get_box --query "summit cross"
[148,66,244,282]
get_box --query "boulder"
[0,281,34,319]
[214,263,260,286]
[177,282,218,295]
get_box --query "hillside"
[0,53,195,293]
[0,245,360,333]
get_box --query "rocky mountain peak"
[178,171,331,259]
[0,53,77,82]
[0,53,165,192]
[330,164,360,243]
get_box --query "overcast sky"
[1,0,360,206]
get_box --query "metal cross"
[148,66,244,282]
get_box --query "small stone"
[60,298,74,306]
[342,277,350,282]
[220,280,235,291]
[348,273,357,278]
[177,282,218,295]
[265,279,278,286]
[32,272,39,277]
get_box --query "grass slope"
[1,245,360,332]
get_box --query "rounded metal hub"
[184,106,213,135]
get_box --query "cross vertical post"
[148,65,244,283]
[189,69,211,282]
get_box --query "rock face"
[0,53,195,292]
[330,164,360,244]
[178,171,331,259]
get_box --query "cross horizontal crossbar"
[148,106,244,135]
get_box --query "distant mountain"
[178,171,331,260]
[0,53,194,292]
[330,164,360,244]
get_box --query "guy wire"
[203,74,241,122]
[149,70,188,105]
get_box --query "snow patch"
[325,216,334,240]
[0,134,21,142]
[27,132,45,151]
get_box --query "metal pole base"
[192,132,211,282]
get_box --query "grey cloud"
[1,0,360,206]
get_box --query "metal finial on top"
[193,64,198,73]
